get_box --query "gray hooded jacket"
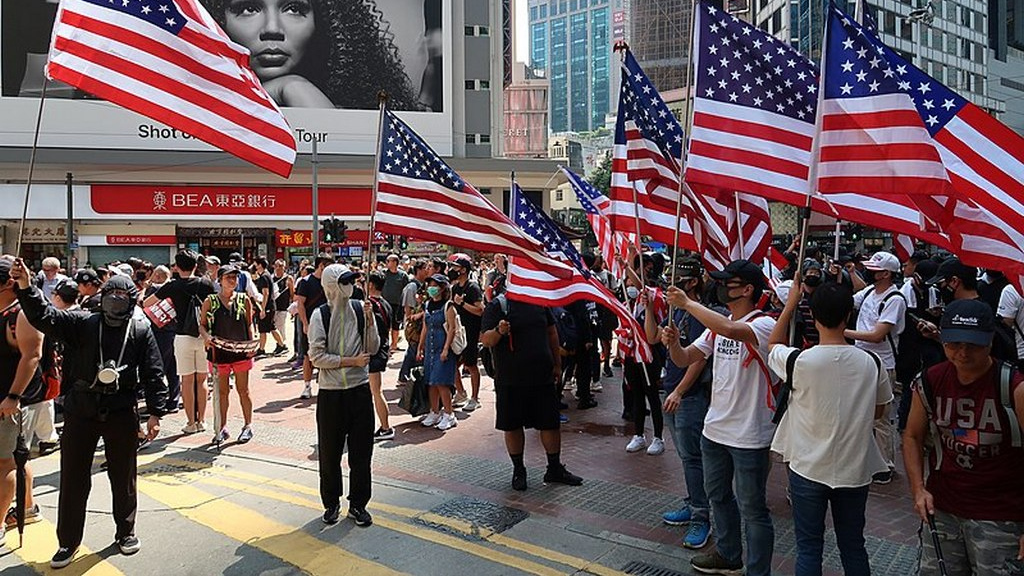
[308,265,379,390]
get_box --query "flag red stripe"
[934,131,1024,226]
[692,111,813,151]
[47,61,292,177]
[958,104,1024,166]
[688,141,809,180]
[818,175,951,195]
[821,109,924,131]
[818,142,942,162]
[685,168,808,206]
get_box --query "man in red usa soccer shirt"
[904,299,1024,576]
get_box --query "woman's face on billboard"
[224,0,315,81]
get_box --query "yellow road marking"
[144,459,627,576]
[5,516,127,576]
[137,476,403,576]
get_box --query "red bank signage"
[276,229,388,248]
[90,185,372,216]
[106,235,177,245]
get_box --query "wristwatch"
[6,393,21,401]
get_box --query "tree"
[588,151,612,194]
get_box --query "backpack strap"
[878,291,906,359]
[998,361,1022,449]
[771,349,802,425]
[916,366,943,471]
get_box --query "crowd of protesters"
[2,240,1022,575]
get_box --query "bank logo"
[153,190,167,211]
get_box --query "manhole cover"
[622,561,687,576]
[426,497,529,535]
[138,460,213,483]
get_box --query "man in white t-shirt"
[769,279,892,575]
[845,251,906,484]
[664,259,777,576]
[997,283,1024,366]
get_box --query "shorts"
[495,384,560,431]
[257,310,276,334]
[297,326,309,357]
[919,509,1024,576]
[273,310,289,334]
[174,334,208,375]
[0,407,33,457]
[389,304,404,332]
[458,332,480,365]
[212,358,254,375]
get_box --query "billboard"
[0,0,453,157]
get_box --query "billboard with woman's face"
[0,0,451,157]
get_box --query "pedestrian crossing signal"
[399,236,409,250]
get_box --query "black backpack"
[551,307,579,353]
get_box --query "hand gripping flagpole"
[367,91,389,352]
[16,79,49,257]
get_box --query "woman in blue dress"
[416,274,458,431]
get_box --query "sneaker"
[300,383,312,399]
[116,535,141,555]
[559,413,569,423]
[38,440,59,455]
[272,344,289,356]
[291,360,304,370]
[603,366,613,378]
[196,421,206,433]
[577,397,598,410]
[691,550,743,575]
[237,426,253,444]
[647,437,665,456]
[373,428,395,442]
[253,350,267,359]
[420,411,441,427]
[543,464,583,486]
[213,428,229,444]
[612,358,622,368]
[592,381,604,392]
[436,413,458,431]
[452,391,469,407]
[50,547,78,569]
[682,521,712,550]
[626,435,647,453]
[137,437,152,452]
[662,507,693,526]
[348,506,373,527]
[5,503,41,529]
[286,355,298,363]
[511,467,527,491]
[322,504,340,525]
[462,398,480,412]
[181,423,200,435]
[872,470,894,485]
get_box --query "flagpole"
[734,192,745,259]
[669,0,700,287]
[16,79,49,257]
[368,91,388,267]
[311,138,320,255]
[833,219,842,262]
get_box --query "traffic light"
[399,236,409,251]
[385,235,395,250]
[337,220,348,243]
[322,218,336,243]
[848,224,865,243]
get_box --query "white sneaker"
[647,437,665,455]
[300,383,312,399]
[591,381,603,393]
[420,412,441,427]
[196,421,206,433]
[463,399,480,412]
[452,391,468,407]
[436,413,458,431]
[626,435,647,453]
[181,423,199,435]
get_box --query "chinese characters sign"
[91,185,372,216]
[276,229,387,248]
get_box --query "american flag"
[891,233,915,264]
[508,184,653,362]
[684,1,818,206]
[47,0,296,177]
[561,166,632,278]
[375,109,566,274]
[817,7,958,198]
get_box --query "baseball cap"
[709,259,766,289]
[862,252,900,272]
[205,255,221,266]
[116,263,134,277]
[428,273,450,285]
[801,258,822,273]
[940,299,994,346]
[54,278,79,301]
[448,253,473,271]
[928,257,977,286]
[73,268,101,286]
[673,257,702,281]
[338,270,362,285]
[217,264,240,278]
[228,252,244,263]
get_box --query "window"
[464,80,475,90]
[479,26,490,36]
[465,26,475,36]
[900,17,913,41]
[884,10,896,35]
[540,3,547,17]
[480,134,491,144]
[555,190,564,202]
[570,0,577,10]
[480,80,490,90]
[466,134,477,144]
[771,8,782,34]
[530,6,538,21]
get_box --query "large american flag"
[47,0,296,177]
[561,166,632,278]
[508,184,653,362]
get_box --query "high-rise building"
[989,0,1024,134]
[504,64,551,158]
[528,0,615,133]
[629,0,694,91]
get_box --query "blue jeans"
[663,390,710,523]
[788,469,870,576]
[398,342,420,381]
[702,435,774,576]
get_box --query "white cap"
[863,251,900,272]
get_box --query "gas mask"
[101,293,134,327]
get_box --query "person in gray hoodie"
[308,264,378,527]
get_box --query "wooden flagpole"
[16,80,49,257]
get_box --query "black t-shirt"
[255,272,275,312]
[481,299,555,387]
[452,281,483,335]
[295,275,325,317]
[154,276,216,335]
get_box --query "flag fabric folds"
[47,0,296,177]
[562,166,633,278]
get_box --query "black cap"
[928,257,977,285]
[428,273,450,285]
[709,259,766,289]
[73,268,101,286]
[674,257,702,281]
[450,256,473,271]
[338,270,362,285]
[54,278,79,301]
[909,250,930,263]
[217,264,240,278]
[940,299,994,346]
[228,252,243,263]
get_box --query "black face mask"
[803,274,822,288]
[716,284,743,304]
[446,270,461,281]
[939,282,956,305]
[101,294,134,327]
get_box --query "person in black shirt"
[73,268,103,312]
[253,257,286,357]
[13,261,165,568]
[481,297,582,491]
[448,256,483,412]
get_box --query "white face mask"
[338,283,354,300]
[626,286,639,300]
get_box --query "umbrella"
[13,413,29,547]
[926,513,949,576]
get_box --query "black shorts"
[495,384,560,431]
[257,311,276,334]
[297,327,309,356]
[388,304,405,332]
[458,333,480,365]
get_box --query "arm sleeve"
[308,308,342,369]
[137,323,168,416]
[878,295,906,326]
[15,285,84,346]
[692,328,714,360]
[768,344,797,380]
[997,285,1021,320]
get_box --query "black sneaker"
[116,535,141,555]
[254,350,267,359]
[603,366,613,377]
[872,470,894,485]
[612,358,622,368]
[38,441,59,456]
[348,506,373,527]
[50,546,78,569]
[322,505,340,525]
[543,464,583,486]
[691,550,744,575]
[577,397,598,410]
[272,344,289,356]
[373,428,395,442]
[512,467,527,491]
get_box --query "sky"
[514,0,529,63]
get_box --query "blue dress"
[422,300,457,386]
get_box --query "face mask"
[101,294,134,326]
[803,275,822,288]
[716,284,743,304]
[625,286,639,300]
[427,286,441,299]
[447,270,461,281]
[338,283,354,300]
[939,282,956,305]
